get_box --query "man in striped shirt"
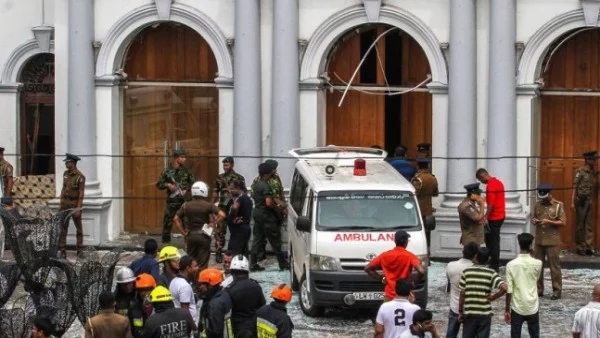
[572,284,600,338]
[458,247,507,337]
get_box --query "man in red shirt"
[476,168,506,272]
[364,230,425,300]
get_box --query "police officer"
[533,183,565,300]
[0,147,14,197]
[197,268,233,338]
[156,246,182,288]
[250,163,289,271]
[142,286,195,338]
[572,150,598,256]
[129,273,156,338]
[256,284,294,338]
[114,267,137,317]
[227,255,266,337]
[58,153,85,258]
[156,149,195,244]
[417,143,431,159]
[251,160,287,261]
[411,157,438,258]
[457,183,486,246]
[174,181,226,271]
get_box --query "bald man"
[572,284,600,338]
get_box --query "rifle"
[166,172,185,198]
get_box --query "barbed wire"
[0,152,597,161]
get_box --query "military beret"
[265,159,278,169]
[417,143,431,153]
[537,183,552,199]
[1,197,13,205]
[63,153,81,162]
[222,156,234,164]
[173,149,186,157]
[0,147,4,154]
[583,150,598,160]
[258,163,272,175]
[464,183,481,194]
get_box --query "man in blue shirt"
[129,238,160,281]
[388,145,416,181]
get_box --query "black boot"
[250,254,265,272]
[277,253,290,271]
[215,247,223,264]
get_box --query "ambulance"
[286,146,435,317]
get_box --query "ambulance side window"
[290,170,308,215]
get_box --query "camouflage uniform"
[574,166,596,251]
[251,173,286,260]
[533,197,565,297]
[156,166,194,243]
[411,169,438,249]
[0,158,13,197]
[59,168,86,251]
[214,170,246,248]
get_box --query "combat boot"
[277,253,290,271]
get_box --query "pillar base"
[430,206,529,260]
[48,191,111,247]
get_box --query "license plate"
[352,292,385,301]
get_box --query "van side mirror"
[296,216,311,232]
[425,216,436,231]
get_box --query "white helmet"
[115,267,136,284]
[230,254,249,272]
[191,181,209,198]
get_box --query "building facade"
[0,0,599,257]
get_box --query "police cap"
[222,156,234,164]
[0,147,4,154]
[258,163,272,175]
[417,143,431,153]
[464,183,481,194]
[173,149,186,157]
[583,150,598,160]
[63,153,81,163]
[537,183,552,199]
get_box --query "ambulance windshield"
[316,190,420,231]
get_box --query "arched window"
[19,53,55,175]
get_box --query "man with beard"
[226,180,253,256]
[156,245,181,288]
[197,268,233,338]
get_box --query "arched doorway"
[539,28,600,249]
[325,24,432,159]
[19,53,55,176]
[123,22,219,233]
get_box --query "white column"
[234,0,262,181]
[487,0,521,211]
[68,0,100,196]
[443,0,477,207]
[0,85,20,174]
[271,0,299,188]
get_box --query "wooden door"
[325,25,432,157]
[123,23,218,233]
[539,28,600,249]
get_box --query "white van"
[286,146,435,317]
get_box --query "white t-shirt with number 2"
[375,298,421,338]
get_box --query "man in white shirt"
[573,284,600,338]
[398,309,440,338]
[374,279,421,338]
[170,255,200,332]
[221,250,234,288]
[505,233,542,338]
[445,241,478,338]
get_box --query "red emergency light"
[354,159,366,176]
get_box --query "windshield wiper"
[333,226,377,231]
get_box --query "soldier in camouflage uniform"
[250,159,287,261]
[572,150,598,256]
[0,147,14,197]
[59,153,86,258]
[211,156,246,263]
[156,149,195,244]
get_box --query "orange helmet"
[198,268,224,286]
[271,284,292,302]
[135,273,157,289]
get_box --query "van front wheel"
[300,273,324,317]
